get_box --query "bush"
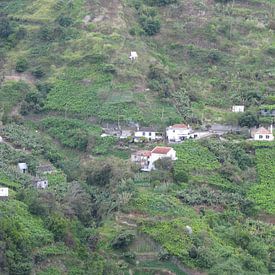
[111,231,135,249]
[58,16,73,27]
[173,169,188,183]
[139,15,160,35]
[15,58,28,72]
[32,66,45,78]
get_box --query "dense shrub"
[137,6,161,35]
[238,112,259,128]
[58,15,73,27]
[31,66,45,78]
[15,58,28,72]
[139,15,160,35]
[111,231,135,249]
[0,17,13,38]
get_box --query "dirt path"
[4,71,35,85]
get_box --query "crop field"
[249,145,275,214]
[173,141,221,177]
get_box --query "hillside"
[1,0,274,125]
[0,0,275,274]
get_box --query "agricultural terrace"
[249,145,275,214]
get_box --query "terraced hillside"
[0,0,275,275]
[1,0,274,126]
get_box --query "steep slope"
[1,0,274,126]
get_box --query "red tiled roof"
[171,124,188,129]
[151,146,172,155]
[136,150,151,157]
[255,127,271,135]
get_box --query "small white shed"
[18,163,28,174]
[232,105,245,113]
[129,51,138,61]
[0,188,9,198]
[35,179,48,189]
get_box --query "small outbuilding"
[34,179,48,189]
[129,51,138,61]
[232,105,245,113]
[18,163,28,174]
[0,187,9,198]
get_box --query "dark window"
[259,135,263,139]
[149,132,152,136]
[266,135,269,139]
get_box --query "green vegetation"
[0,0,274,274]
[249,145,275,214]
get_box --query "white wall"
[0,188,8,197]
[166,128,192,142]
[254,133,274,141]
[135,131,156,140]
[232,106,244,112]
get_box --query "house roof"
[254,127,272,135]
[130,51,138,57]
[170,124,189,129]
[37,164,54,173]
[135,150,152,157]
[137,127,156,132]
[18,163,27,170]
[151,146,172,155]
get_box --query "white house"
[0,136,3,143]
[166,124,193,143]
[251,126,274,141]
[131,146,177,171]
[134,127,163,142]
[18,163,28,174]
[34,179,48,189]
[131,150,152,171]
[232,105,245,113]
[120,129,134,139]
[129,51,138,61]
[0,188,8,198]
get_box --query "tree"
[238,112,259,128]
[154,157,174,171]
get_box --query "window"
[259,135,263,139]
[266,135,269,139]
[149,132,152,136]
[173,130,175,133]
[143,132,145,136]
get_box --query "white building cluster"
[131,146,177,171]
